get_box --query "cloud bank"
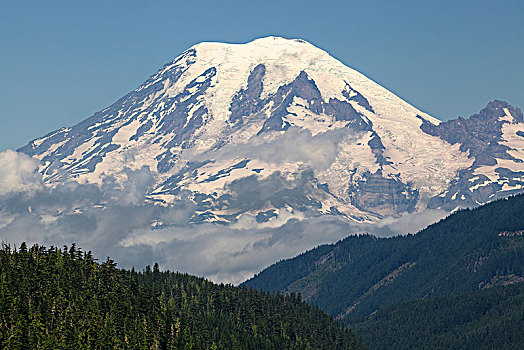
[0,150,449,285]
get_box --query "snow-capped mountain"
[18,37,524,224]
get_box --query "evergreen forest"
[0,243,362,349]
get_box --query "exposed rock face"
[17,37,524,225]
[229,64,266,126]
[257,71,372,135]
[349,171,418,217]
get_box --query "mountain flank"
[350,283,524,349]
[243,193,524,320]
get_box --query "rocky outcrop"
[424,101,524,211]
[421,100,523,166]
[349,171,419,217]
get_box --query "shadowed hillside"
[244,194,524,320]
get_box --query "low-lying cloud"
[188,127,357,172]
[0,149,449,285]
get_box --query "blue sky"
[1,0,523,150]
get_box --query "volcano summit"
[19,37,524,225]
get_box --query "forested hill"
[0,244,362,349]
[350,282,524,349]
[243,194,524,320]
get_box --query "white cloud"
[230,209,306,230]
[0,150,43,196]
[375,209,448,234]
[187,127,357,172]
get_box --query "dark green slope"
[244,194,524,320]
[350,283,524,350]
[0,244,362,350]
